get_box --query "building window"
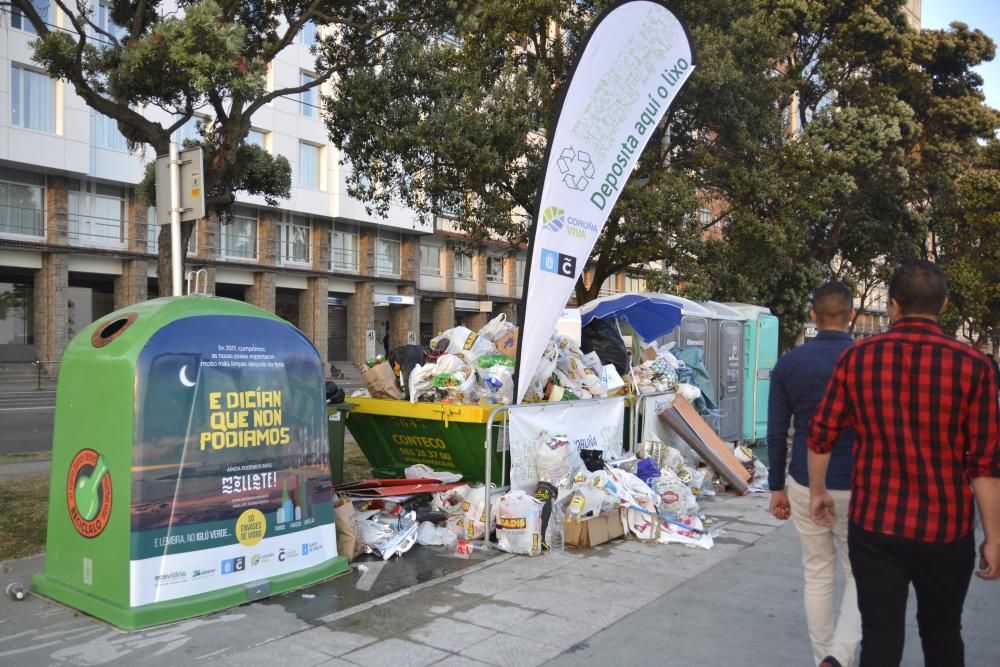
[438,192,462,219]
[9,0,47,33]
[419,243,441,276]
[68,180,125,248]
[298,142,321,189]
[300,72,317,117]
[697,207,712,228]
[94,112,128,150]
[515,257,525,287]
[146,206,158,253]
[0,281,34,346]
[454,252,473,280]
[300,21,317,47]
[597,274,618,297]
[624,274,646,293]
[218,206,258,260]
[146,207,194,254]
[486,255,505,283]
[11,64,55,133]
[279,213,311,265]
[375,230,401,277]
[330,222,358,272]
[247,129,267,149]
[95,0,126,43]
[172,114,206,145]
[0,168,45,238]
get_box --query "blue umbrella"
[579,292,684,342]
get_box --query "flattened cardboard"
[495,327,518,358]
[659,395,751,493]
[333,478,462,497]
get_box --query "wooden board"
[658,395,751,493]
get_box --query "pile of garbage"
[353,313,636,406]
[329,435,770,564]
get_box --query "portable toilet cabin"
[699,301,747,443]
[724,303,780,445]
[654,294,713,353]
[648,294,719,415]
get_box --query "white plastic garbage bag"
[657,468,699,516]
[495,490,544,556]
[479,364,514,405]
[405,464,463,484]
[408,362,438,404]
[564,485,611,520]
[536,435,584,487]
[417,521,459,547]
[431,327,497,362]
[478,313,516,342]
[433,484,471,516]
[461,485,503,540]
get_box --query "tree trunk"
[156,220,197,298]
[574,274,601,306]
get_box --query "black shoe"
[819,657,843,667]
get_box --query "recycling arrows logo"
[556,146,595,191]
[542,206,566,232]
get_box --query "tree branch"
[131,0,147,40]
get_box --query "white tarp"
[507,398,625,487]
[515,1,696,403]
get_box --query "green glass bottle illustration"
[299,474,309,521]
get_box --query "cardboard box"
[361,361,403,400]
[602,364,626,395]
[640,345,659,362]
[496,327,518,358]
[564,510,625,549]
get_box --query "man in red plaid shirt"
[807,260,1000,667]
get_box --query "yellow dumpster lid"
[346,397,500,424]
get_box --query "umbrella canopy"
[579,293,684,342]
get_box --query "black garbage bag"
[581,319,630,375]
[388,344,433,399]
[579,449,605,473]
[325,380,345,404]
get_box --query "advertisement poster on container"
[129,316,337,607]
[507,398,625,487]
[515,0,695,402]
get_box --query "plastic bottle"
[280,479,293,523]
[548,500,565,554]
[565,492,585,519]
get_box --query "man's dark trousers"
[848,523,976,666]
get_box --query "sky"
[921,0,1000,110]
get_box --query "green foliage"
[934,140,1000,347]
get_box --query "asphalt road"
[0,391,55,455]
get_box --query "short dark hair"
[888,260,947,316]
[811,281,853,322]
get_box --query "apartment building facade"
[0,4,548,371]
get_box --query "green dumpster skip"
[344,398,506,485]
[327,402,354,486]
